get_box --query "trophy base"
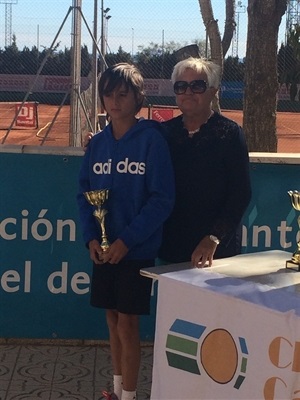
[100,241,110,253]
[286,259,300,271]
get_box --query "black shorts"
[90,259,154,315]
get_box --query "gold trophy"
[84,189,110,253]
[286,190,300,271]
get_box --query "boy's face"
[103,84,138,121]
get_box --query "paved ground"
[0,103,300,152]
[0,342,153,400]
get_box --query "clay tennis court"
[0,103,299,152]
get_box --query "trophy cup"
[286,190,300,271]
[84,189,110,253]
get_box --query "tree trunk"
[198,0,223,67]
[198,0,224,112]
[222,0,235,57]
[243,0,287,152]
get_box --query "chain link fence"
[0,0,299,151]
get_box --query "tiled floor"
[0,343,153,400]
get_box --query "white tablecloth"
[141,250,300,400]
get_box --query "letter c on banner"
[269,337,293,368]
[0,218,17,240]
[264,377,287,400]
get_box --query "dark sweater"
[158,112,252,263]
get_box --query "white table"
[141,250,300,400]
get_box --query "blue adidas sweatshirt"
[77,119,175,260]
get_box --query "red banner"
[15,102,38,128]
[151,108,174,122]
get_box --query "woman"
[158,57,252,267]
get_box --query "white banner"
[0,74,174,96]
[0,74,90,93]
[152,271,300,400]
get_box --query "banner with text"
[0,151,299,340]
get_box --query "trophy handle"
[94,208,110,252]
[84,189,110,253]
[286,190,300,270]
[295,215,300,255]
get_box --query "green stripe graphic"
[166,334,198,356]
[166,351,201,375]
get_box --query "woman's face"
[174,68,217,116]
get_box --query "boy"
[77,63,174,400]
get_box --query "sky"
[0,0,287,59]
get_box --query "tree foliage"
[106,46,132,67]
[0,41,92,76]
[1,28,241,82]
[0,38,208,80]
[223,56,245,81]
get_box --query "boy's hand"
[101,239,129,264]
[88,239,103,264]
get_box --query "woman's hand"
[83,132,93,151]
[191,236,218,268]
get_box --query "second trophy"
[84,189,110,253]
[286,190,300,271]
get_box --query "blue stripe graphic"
[239,337,248,354]
[170,319,206,339]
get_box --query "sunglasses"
[173,79,208,95]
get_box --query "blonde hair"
[171,57,221,88]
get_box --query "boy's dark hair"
[98,63,145,113]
